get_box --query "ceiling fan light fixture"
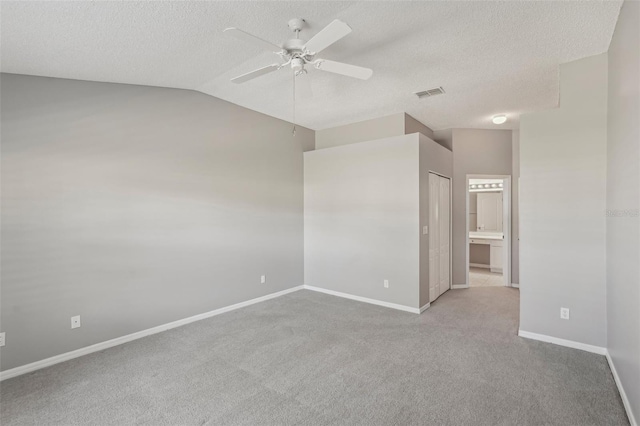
[291,57,305,73]
[492,114,507,125]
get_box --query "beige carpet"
[0,287,629,425]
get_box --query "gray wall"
[432,129,453,151]
[418,133,454,307]
[469,245,490,266]
[520,54,608,347]
[0,74,314,371]
[606,0,639,421]
[315,113,405,150]
[314,113,434,150]
[451,129,513,285]
[405,114,434,139]
[304,135,420,309]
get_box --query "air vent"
[415,87,445,98]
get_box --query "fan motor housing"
[283,38,305,54]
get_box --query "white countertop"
[469,231,504,240]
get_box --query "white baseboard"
[511,283,520,288]
[469,263,490,269]
[0,285,304,382]
[517,330,606,355]
[452,284,469,289]
[420,303,430,313]
[303,285,420,314]
[606,351,638,426]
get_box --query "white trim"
[511,283,520,288]
[606,350,637,426]
[420,303,430,313]
[303,285,420,314]
[517,330,606,355]
[469,263,490,269]
[452,284,469,289]
[0,286,304,381]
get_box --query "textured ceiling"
[1,1,622,130]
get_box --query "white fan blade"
[303,19,352,54]
[314,59,373,80]
[231,64,280,84]
[295,72,313,99]
[224,27,282,52]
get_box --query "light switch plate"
[0,332,5,347]
[260,275,266,284]
[422,226,428,235]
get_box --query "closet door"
[429,173,440,303]
[438,176,451,296]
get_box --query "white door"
[429,173,451,302]
[477,192,503,232]
[439,177,450,296]
[429,173,440,302]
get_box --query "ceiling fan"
[224,18,373,84]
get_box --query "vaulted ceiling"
[0,1,622,130]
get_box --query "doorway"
[465,175,512,288]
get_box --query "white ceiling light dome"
[492,114,507,125]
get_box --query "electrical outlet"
[0,332,5,347]
[560,308,570,320]
[260,275,266,284]
[384,279,389,288]
[71,315,81,329]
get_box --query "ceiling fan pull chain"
[292,70,296,136]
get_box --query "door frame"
[428,171,453,300]
[465,174,512,288]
